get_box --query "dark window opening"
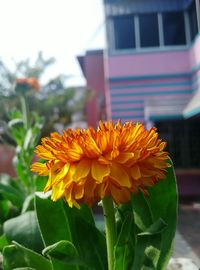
[188,0,198,40]
[163,12,186,45]
[114,16,135,49]
[139,13,159,47]
[156,120,200,168]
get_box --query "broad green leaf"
[35,195,73,246]
[131,162,177,270]
[131,219,167,270]
[13,241,52,270]
[43,240,86,267]
[131,192,153,231]
[114,213,135,270]
[3,245,27,270]
[145,162,177,270]
[35,194,107,270]
[131,234,161,270]
[35,195,78,270]
[43,240,78,259]
[64,204,107,270]
[138,219,167,236]
[3,211,44,253]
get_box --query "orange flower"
[15,77,40,92]
[31,121,170,208]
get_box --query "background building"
[78,0,200,196]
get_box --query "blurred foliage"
[0,52,89,141]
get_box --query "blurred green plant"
[0,52,89,140]
[0,78,46,269]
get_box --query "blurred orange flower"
[31,120,170,208]
[15,77,40,92]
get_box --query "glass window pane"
[114,16,135,49]
[163,12,186,45]
[139,13,159,48]
[188,1,198,41]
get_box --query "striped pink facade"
[105,35,200,124]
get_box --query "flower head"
[31,120,170,208]
[15,77,40,93]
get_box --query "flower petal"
[110,163,131,188]
[114,152,134,164]
[31,162,49,176]
[130,165,141,180]
[91,160,110,183]
[73,159,91,181]
[110,184,130,204]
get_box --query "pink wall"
[83,51,106,127]
[0,145,16,177]
[108,50,190,77]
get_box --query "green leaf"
[21,194,34,214]
[13,241,52,270]
[43,240,85,267]
[3,211,44,253]
[131,219,167,270]
[138,219,167,236]
[0,234,9,251]
[131,162,177,270]
[68,215,107,270]
[0,199,10,222]
[0,182,24,207]
[144,161,177,270]
[43,240,78,259]
[35,194,107,270]
[35,195,73,246]
[23,129,33,150]
[114,213,135,270]
[3,245,27,270]
[35,195,78,270]
[131,192,153,231]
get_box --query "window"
[156,120,200,168]
[163,12,186,45]
[188,0,198,40]
[139,13,159,47]
[113,16,135,49]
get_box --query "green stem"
[102,196,117,270]
[20,94,29,130]
[20,94,33,193]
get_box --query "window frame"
[110,8,193,53]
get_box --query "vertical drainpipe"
[103,3,112,121]
[195,0,200,32]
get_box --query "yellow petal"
[53,163,70,184]
[115,152,134,164]
[91,160,110,183]
[110,184,130,204]
[31,162,49,176]
[130,165,141,180]
[110,163,131,188]
[74,184,84,199]
[51,181,65,201]
[73,159,91,181]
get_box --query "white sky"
[0,0,105,86]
